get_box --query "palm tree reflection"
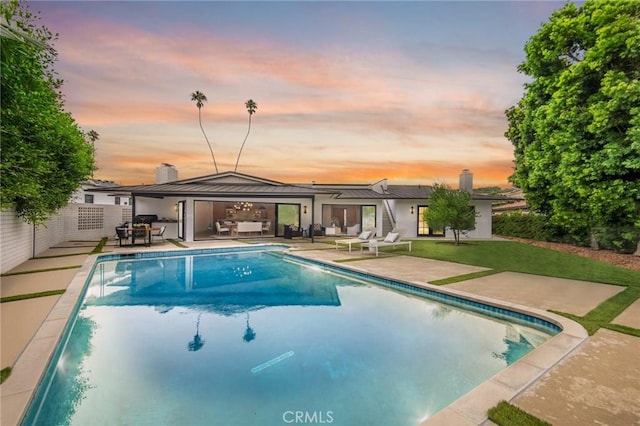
[243,312,256,343]
[188,313,205,352]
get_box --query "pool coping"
[286,254,588,425]
[1,245,588,426]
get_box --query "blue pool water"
[23,246,558,426]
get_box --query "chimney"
[156,163,178,183]
[459,169,473,193]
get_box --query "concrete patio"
[1,238,638,425]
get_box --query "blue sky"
[33,1,574,186]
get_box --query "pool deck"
[2,238,639,425]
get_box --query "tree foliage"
[424,184,477,245]
[506,0,640,239]
[1,1,94,224]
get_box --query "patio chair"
[360,231,412,256]
[335,229,376,252]
[346,224,360,236]
[262,221,271,235]
[115,227,131,247]
[216,221,230,236]
[151,225,166,242]
[132,225,149,246]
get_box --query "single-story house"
[100,170,506,242]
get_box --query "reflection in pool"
[23,248,557,426]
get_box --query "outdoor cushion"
[358,230,372,240]
[384,232,400,243]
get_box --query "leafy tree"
[424,184,477,245]
[190,90,218,173]
[1,0,94,224]
[234,99,257,172]
[506,0,640,241]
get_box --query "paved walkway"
[1,238,639,425]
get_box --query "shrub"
[492,212,553,241]
[594,227,639,254]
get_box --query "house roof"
[97,171,518,201]
[101,171,338,198]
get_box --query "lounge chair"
[360,232,412,256]
[335,230,376,252]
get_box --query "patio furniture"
[132,225,150,246]
[346,224,360,236]
[115,227,131,247]
[216,221,230,236]
[151,225,166,242]
[335,230,376,252]
[283,225,304,239]
[360,232,412,256]
[324,226,338,236]
[262,221,271,235]
[309,223,324,236]
[236,221,262,235]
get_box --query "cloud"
[42,3,527,188]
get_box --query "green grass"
[91,237,108,254]
[1,289,66,303]
[167,239,188,248]
[488,401,551,426]
[430,269,502,285]
[1,367,12,384]
[0,265,81,277]
[389,240,640,337]
[405,240,639,287]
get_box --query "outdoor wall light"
[410,206,414,214]
[303,205,308,214]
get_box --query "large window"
[276,204,300,236]
[84,194,94,204]
[193,200,275,240]
[361,205,376,230]
[321,204,375,233]
[417,206,444,237]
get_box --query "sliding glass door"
[275,204,300,236]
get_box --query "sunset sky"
[34,1,572,187]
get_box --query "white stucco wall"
[1,205,132,274]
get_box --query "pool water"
[24,248,555,426]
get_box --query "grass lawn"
[381,240,640,337]
[381,240,640,425]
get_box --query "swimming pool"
[22,245,561,425]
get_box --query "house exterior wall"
[470,200,493,239]
[1,208,35,273]
[392,199,493,239]
[1,205,132,274]
[70,188,123,205]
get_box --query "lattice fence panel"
[78,206,104,230]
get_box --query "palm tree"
[86,130,99,178]
[234,99,257,172]
[190,90,218,173]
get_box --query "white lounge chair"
[335,230,376,252]
[360,232,412,256]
